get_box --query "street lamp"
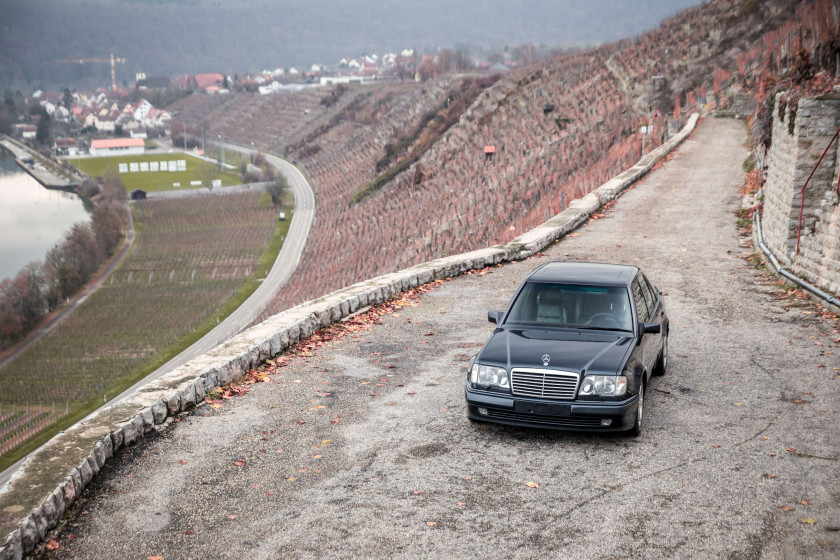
[250,141,254,165]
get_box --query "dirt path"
[37,118,840,560]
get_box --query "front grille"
[486,409,602,428]
[510,368,579,400]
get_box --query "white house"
[89,137,145,156]
[95,114,117,132]
[132,99,154,122]
[142,108,171,128]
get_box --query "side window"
[639,275,656,314]
[632,280,650,323]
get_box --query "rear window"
[506,282,633,331]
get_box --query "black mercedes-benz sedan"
[465,262,668,436]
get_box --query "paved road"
[37,119,840,559]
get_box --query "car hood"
[479,327,633,375]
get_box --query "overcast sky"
[0,0,702,88]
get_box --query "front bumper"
[465,383,639,432]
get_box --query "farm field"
[0,188,293,469]
[71,152,241,192]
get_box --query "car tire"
[627,379,644,437]
[652,331,668,376]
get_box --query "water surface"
[0,150,89,281]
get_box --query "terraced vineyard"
[0,408,63,456]
[0,190,286,466]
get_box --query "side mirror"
[488,310,503,324]
[642,322,661,334]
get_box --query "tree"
[0,292,23,346]
[42,246,65,311]
[91,205,123,257]
[61,223,100,291]
[265,174,289,206]
[62,87,73,109]
[0,110,11,135]
[0,263,46,336]
[13,91,24,115]
[100,168,127,203]
[196,162,220,190]
[35,110,51,146]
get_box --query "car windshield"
[505,282,633,331]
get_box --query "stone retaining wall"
[0,113,699,559]
[763,91,840,295]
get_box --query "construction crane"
[55,53,126,90]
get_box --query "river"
[0,149,89,281]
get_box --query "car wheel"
[653,331,668,376]
[627,379,644,437]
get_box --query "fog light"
[478,407,488,416]
[600,419,613,426]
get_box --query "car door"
[631,277,657,374]
[639,274,664,371]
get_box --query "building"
[89,137,145,156]
[54,137,79,156]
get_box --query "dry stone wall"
[762,90,840,294]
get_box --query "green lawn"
[72,152,242,192]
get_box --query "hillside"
[0,0,699,90]
[176,0,819,323]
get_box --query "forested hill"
[0,0,698,90]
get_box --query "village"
[4,46,518,160]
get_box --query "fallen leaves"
[787,447,797,453]
[801,518,817,525]
[232,459,247,467]
[45,539,59,551]
[426,521,438,527]
[780,505,795,512]
[525,481,540,488]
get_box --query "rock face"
[763,91,840,296]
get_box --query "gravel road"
[36,118,840,559]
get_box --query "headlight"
[579,375,627,397]
[469,363,509,389]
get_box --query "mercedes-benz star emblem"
[542,354,550,367]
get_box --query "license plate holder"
[514,401,571,416]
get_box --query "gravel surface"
[35,118,840,559]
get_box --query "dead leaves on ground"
[200,279,453,410]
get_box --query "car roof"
[527,262,639,286]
